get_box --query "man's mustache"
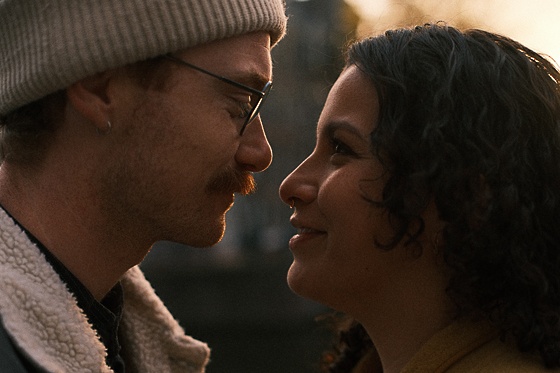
[205,166,256,195]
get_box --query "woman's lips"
[289,227,326,249]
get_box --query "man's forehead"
[178,32,273,83]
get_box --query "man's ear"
[66,71,114,131]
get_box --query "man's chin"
[178,222,227,248]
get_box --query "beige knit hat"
[0,0,287,116]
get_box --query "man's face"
[99,32,273,247]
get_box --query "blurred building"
[141,1,359,372]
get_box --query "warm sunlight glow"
[346,0,560,67]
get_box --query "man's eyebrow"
[228,71,271,90]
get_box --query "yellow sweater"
[354,320,558,372]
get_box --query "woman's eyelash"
[331,137,354,155]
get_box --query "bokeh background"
[141,1,560,372]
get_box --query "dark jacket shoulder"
[0,318,47,373]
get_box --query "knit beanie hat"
[0,0,287,116]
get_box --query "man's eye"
[237,101,251,119]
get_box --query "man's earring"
[97,120,112,135]
[432,230,443,255]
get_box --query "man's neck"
[0,164,147,300]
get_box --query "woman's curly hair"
[324,23,560,371]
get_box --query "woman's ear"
[66,71,114,131]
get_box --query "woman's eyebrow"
[323,120,371,143]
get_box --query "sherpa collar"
[0,208,210,372]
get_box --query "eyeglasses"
[164,54,273,135]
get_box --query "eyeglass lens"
[240,81,272,135]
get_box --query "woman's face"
[279,66,440,314]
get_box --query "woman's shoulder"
[448,336,558,372]
[350,319,558,373]
[403,319,557,373]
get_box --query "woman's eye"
[332,138,354,156]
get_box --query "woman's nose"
[279,155,318,208]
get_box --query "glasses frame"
[164,54,272,135]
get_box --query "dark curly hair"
[323,23,560,370]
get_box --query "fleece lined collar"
[0,208,210,372]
